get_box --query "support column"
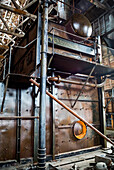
[97,36,107,148]
[51,70,55,160]
[36,5,42,67]
[16,88,21,162]
[38,0,48,169]
[98,79,107,147]
[34,3,42,163]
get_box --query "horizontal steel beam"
[0,4,37,20]
[48,33,95,56]
[0,28,24,38]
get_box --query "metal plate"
[46,78,101,154]
[49,53,114,76]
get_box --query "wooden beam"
[0,55,4,59]
[0,4,37,20]
[0,28,24,38]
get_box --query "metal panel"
[0,87,16,161]
[0,86,35,161]
[49,53,114,76]
[46,77,100,155]
[48,33,95,56]
[20,87,34,158]
[14,43,36,75]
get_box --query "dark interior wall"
[0,85,34,161]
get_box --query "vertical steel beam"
[36,5,42,67]
[38,0,48,169]
[97,36,107,148]
[51,70,55,160]
[97,78,106,147]
[3,58,6,80]
[1,44,12,112]
[33,4,42,163]
[16,88,21,162]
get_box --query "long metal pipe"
[33,4,42,163]
[38,0,48,169]
[0,116,39,120]
[48,76,106,88]
[48,76,96,87]
[30,78,114,146]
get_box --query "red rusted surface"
[50,80,100,154]
[0,89,16,161]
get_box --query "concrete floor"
[47,148,108,170]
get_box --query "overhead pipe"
[47,76,106,88]
[38,0,48,169]
[30,78,114,146]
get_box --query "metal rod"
[71,66,96,108]
[16,89,21,162]
[0,116,39,120]
[51,70,55,160]
[33,5,42,163]
[38,0,48,169]
[36,5,42,67]
[48,76,106,88]
[48,76,96,87]
[105,98,112,109]
[1,44,12,113]
[30,78,114,146]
